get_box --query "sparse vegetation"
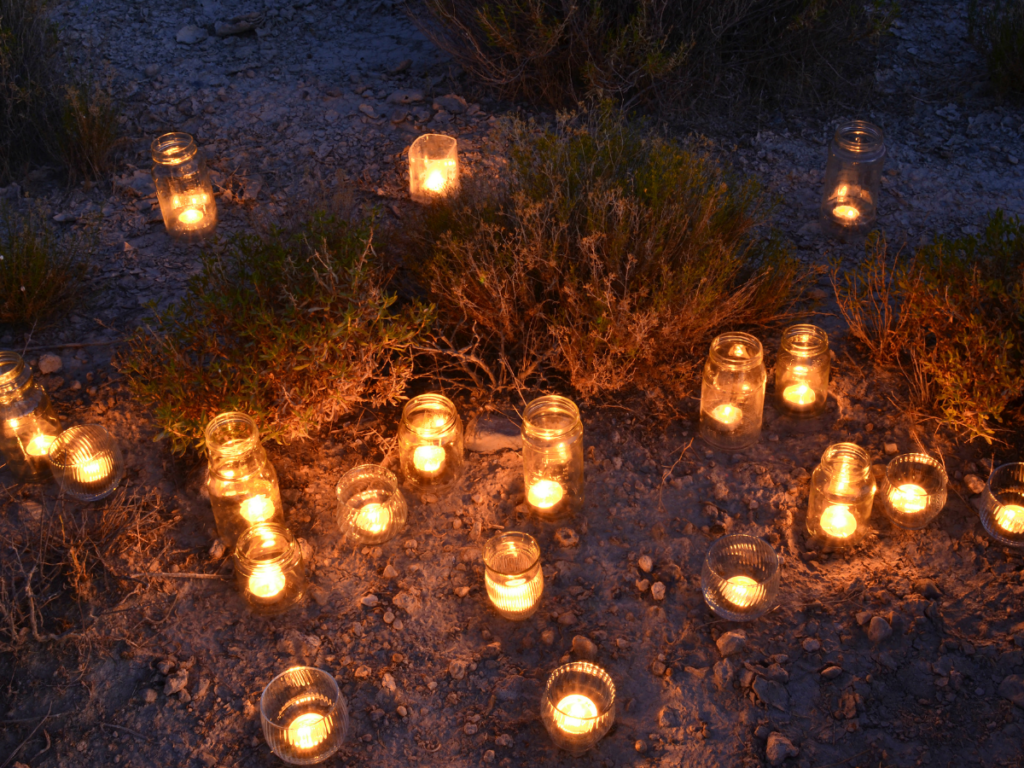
[969,0,1024,96]
[57,82,120,182]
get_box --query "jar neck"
[402,393,457,437]
[522,395,580,440]
[235,524,300,571]
[206,412,265,477]
[709,332,763,371]
[0,351,34,405]
[151,132,198,166]
[820,443,871,484]
[833,120,885,156]
[780,324,828,358]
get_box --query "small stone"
[397,705,408,717]
[821,666,843,680]
[658,706,681,727]
[1009,154,1020,165]
[358,104,376,117]
[208,539,227,560]
[998,675,1024,707]
[164,669,189,696]
[964,474,985,495]
[541,629,556,645]
[867,616,892,643]
[717,630,746,657]
[142,688,158,704]
[650,581,666,601]
[38,353,62,374]
[176,24,209,45]
[634,739,647,753]
[383,563,398,579]
[310,586,329,606]
[883,442,898,455]
[19,501,43,523]
[387,89,424,104]
[454,586,470,597]
[463,723,478,735]
[449,660,468,680]
[381,672,397,693]
[638,554,653,573]
[766,733,800,766]
[383,610,395,624]
[753,678,790,712]
[636,578,650,592]
[354,665,371,679]
[914,578,941,600]
[554,528,579,547]
[495,734,513,748]
[572,635,597,660]
[557,611,576,626]
[361,594,380,607]
[802,638,821,653]
[482,749,495,763]
[855,610,872,626]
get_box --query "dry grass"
[970,0,1024,96]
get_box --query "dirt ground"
[3,0,1024,766]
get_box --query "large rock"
[753,677,790,712]
[766,733,799,765]
[716,630,746,657]
[999,675,1024,707]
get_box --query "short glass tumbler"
[260,667,348,765]
[335,465,408,545]
[151,132,218,240]
[234,523,307,614]
[541,662,616,755]
[806,442,876,549]
[409,133,459,202]
[701,534,780,622]
[397,393,464,493]
[484,531,544,620]
[980,463,1024,547]
[700,332,767,450]
[820,120,885,237]
[47,425,124,501]
[522,395,584,519]
[879,453,947,530]
[0,350,61,482]
[775,324,830,418]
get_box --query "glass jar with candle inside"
[484,531,544,620]
[205,412,285,547]
[335,464,407,545]
[46,425,124,501]
[980,462,1024,547]
[806,442,876,549]
[234,523,306,614]
[151,132,218,240]
[775,324,830,418]
[880,453,947,530]
[701,534,780,622]
[260,666,348,765]
[820,120,885,237]
[0,350,61,482]
[398,393,464,493]
[522,395,584,519]
[408,133,459,203]
[541,662,616,755]
[699,332,766,450]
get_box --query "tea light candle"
[287,712,329,751]
[234,523,306,615]
[541,662,615,754]
[412,444,446,477]
[528,479,564,511]
[781,383,815,408]
[710,404,742,429]
[75,457,111,485]
[820,504,857,538]
[833,204,860,221]
[249,564,287,600]
[240,494,276,524]
[260,667,348,764]
[722,575,759,609]
[553,694,598,734]
[891,483,927,514]
[424,170,446,194]
[352,502,390,535]
[25,433,55,457]
[996,504,1024,534]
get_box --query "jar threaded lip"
[834,120,885,154]
[151,131,198,165]
[205,412,260,454]
[484,531,541,575]
[821,442,871,477]
[236,523,299,570]
[259,666,343,725]
[522,395,581,439]
[709,332,763,369]
[402,393,458,435]
[781,324,829,356]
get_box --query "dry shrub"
[58,82,120,182]
[121,215,433,454]
[414,0,895,109]
[970,0,1024,96]
[399,110,799,400]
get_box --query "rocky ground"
[2,0,1024,767]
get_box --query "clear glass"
[541,662,616,755]
[701,534,780,622]
[820,120,886,236]
[775,324,830,418]
[409,133,459,202]
[234,523,306,614]
[335,464,408,545]
[260,667,348,765]
[0,350,61,482]
[522,395,584,519]
[151,132,218,240]
[880,453,947,530]
[806,442,876,549]
[205,412,285,547]
[397,393,464,493]
[699,332,766,450]
[46,425,124,501]
[980,463,1024,548]
[484,531,544,620]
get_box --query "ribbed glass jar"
[775,324,830,418]
[484,531,544,620]
[701,534,780,622]
[151,132,218,240]
[47,425,124,501]
[980,463,1024,548]
[409,133,459,203]
[522,395,584,519]
[205,412,285,547]
[820,120,886,236]
[397,393,464,493]
[806,442,876,549]
[699,332,766,450]
[879,453,947,530]
[335,464,407,545]
[541,662,616,755]
[260,667,348,765]
[0,350,61,482]
[234,523,306,614]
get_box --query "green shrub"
[398,109,799,401]
[0,203,92,325]
[120,216,433,455]
[970,0,1024,96]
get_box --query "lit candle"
[424,170,446,194]
[833,204,860,221]
[286,712,329,751]
[553,694,598,735]
[178,208,205,226]
[722,575,760,609]
[75,457,111,485]
[353,502,390,534]
[412,444,446,477]
[528,479,565,511]
[820,504,857,538]
[995,504,1024,534]
[710,404,742,429]
[248,564,286,599]
[240,494,276,524]
[25,434,55,457]
[782,384,815,407]
[891,483,927,514]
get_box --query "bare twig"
[131,571,227,581]
[19,339,122,352]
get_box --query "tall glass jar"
[205,412,285,547]
[522,395,584,519]
[775,324,830,418]
[806,442,876,549]
[699,332,766,450]
[820,120,885,236]
[409,134,459,203]
[151,132,218,240]
[397,393,464,493]
[0,351,61,482]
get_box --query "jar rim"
[205,411,260,453]
[781,324,828,355]
[259,666,342,727]
[833,120,885,153]
[401,393,458,435]
[987,462,1024,490]
[885,452,947,487]
[151,131,198,165]
[544,661,616,718]
[522,395,580,438]
[0,350,28,392]
[236,523,299,569]
[411,133,458,151]
[706,533,779,577]
[709,332,763,368]
[336,463,399,494]
[821,442,871,473]
[46,424,115,469]
[484,531,540,575]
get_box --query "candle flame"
[833,204,860,221]
[178,208,205,225]
[996,503,1024,534]
[76,457,110,484]
[287,712,329,751]
[424,170,446,193]
[782,383,815,407]
[892,483,927,514]
[240,494,275,524]
[722,575,760,609]
[354,502,390,534]
[528,480,564,511]
[553,694,598,735]
[710,404,742,428]
[25,434,55,457]
[248,565,286,599]
[413,445,446,475]
[820,504,857,539]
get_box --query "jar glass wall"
[701,534,780,622]
[699,332,766,450]
[806,442,876,549]
[47,425,124,501]
[409,134,459,203]
[541,662,616,755]
[820,120,885,236]
[234,523,306,614]
[879,453,947,530]
[483,531,544,620]
[260,667,348,765]
[397,394,464,493]
[335,464,407,545]
[522,395,584,519]
[775,324,830,417]
[151,132,218,240]
[0,350,61,482]
[980,463,1024,547]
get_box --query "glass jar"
[820,120,885,236]
[979,462,1024,548]
[409,133,459,203]
[47,425,124,501]
[522,395,584,519]
[879,453,947,530]
[775,324,830,418]
[701,534,780,622]
[234,523,306,614]
[151,132,218,240]
[541,662,616,755]
[699,332,766,450]
[806,442,876,549]
[335,464,408,545]
[397,393,464,493]
[205,412,285,547]
[484,531,544,620]
[0,350,61,482]
[260,667,348,765]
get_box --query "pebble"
[766,733,799,766]
[634,739,647,753]
[397,705,408,717]
[433,94,467,114]
[208,539,227,560]
[387,89,424,104]
[383,610,395,624]
[454,586,470,597]
[354,665,371,679]
[998,675,1024,707]
[141,688,158,704]
[383,563,398,579]
[541,629,556,645]
[558,611,577,626]
[884,442,899,455]
[572,635,598,660]
[717,630,746,657]
[361,594,380,607]
[963,474,985,495]
[38,353,63,374]
[449,659,468,680]
[821,666,843,680]
[482,749,495,763]
[802,638,821,652]
[636,578,650,592]
[914,578,941,599]
[175,25,208,45]
[867,616,893,643]
[163,669,188,695]
[650,581,666,601]
[638,554,653,573]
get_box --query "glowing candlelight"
[248,564,286,599]
[722,575,760,609]
[728,344,749,358]
[25,434,55,457]
[891,483,927,514]
[412,444,446,476]
[553,694,598,735]
[424,170,446,194]
[528,479,564,511]
[75,457,110,485]
[833,204,860,221]
[820,504,857,539]
[710,404,742,429]
[782,383,815,407]
[178,208,204,226]
[240,494,276,524]
[287,712,329,751]
[995,504,1024,534]
[486,573,533,614]
[353,502,390,534]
